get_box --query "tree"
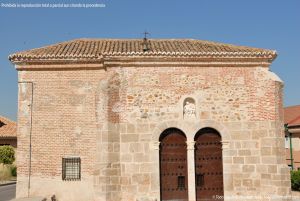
[291,170,300,191]
[0,145,15,164]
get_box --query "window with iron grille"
[62,157,81,181]
[177,176,185,189]
[196,174,204,187]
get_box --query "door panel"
[160,129,188,201]
[195,128,224,201]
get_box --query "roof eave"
[9,52,277,65]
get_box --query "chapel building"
[9,38,291,201]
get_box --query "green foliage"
[291,170,300,191]
[11,165,17,177]
[0,145,15,164]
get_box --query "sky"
[0,0,299,121]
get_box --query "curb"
[0,181,16,186]
[10,197,45,201]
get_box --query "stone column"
[151,141,161,201]
[221,140,230,201]
[187,140,196,201]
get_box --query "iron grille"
[196,174,204,187]
[62,157,81,181]
[177,176,185,189]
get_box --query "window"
[196,174,204,187]
[62,157,81,181]
[177,176,185,189]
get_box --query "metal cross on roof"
[143,31,150,39]
[142,31,150,52]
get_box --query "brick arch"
[159,127,187,141]
[152,121,189,142]
[192,120,230,141]
[152,120,229,142]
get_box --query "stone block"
[121,154,132,162]
[222,156,232,164]
[242,179,253,187]
[121,134,139,142]
[242,165,255,172]
[233,157,244,164]
[268,165,277,174]
[252,130,267,140]
[245,156,260,164]
[238,150,251,156]
[140,134,152,141]
[261,147,272,156]
[242,141,259,149]
[125,163,139,174]
[261,174,271,179]
[140,163,153,173]
[223,149,237,157]
[129,143,142,153]
[138,185,150,193]
[200,111,210,119]
[120,144,129,153]
[223,164,242,173]
[262,156,277,164]
[231,131,249,140]
[256,165,268,173]
[127,124,136,133]
[133,153,150,162]
[132,174,150,185]
[110,176,120,185]
[107,153,120,163]
[120,177,130,185]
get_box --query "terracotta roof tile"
[0,116,17,138]
[284,105,300,126]
[9,38,277,63]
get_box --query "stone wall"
[16,65,291,201]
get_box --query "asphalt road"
[0,184,16,201]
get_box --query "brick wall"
[16,64,291,201]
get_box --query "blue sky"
[0,0,299,121]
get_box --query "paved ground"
[0,184,299,201]
[292,191,300,201]
[0,184,16,201]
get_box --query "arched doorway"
[194,128,224,201]
[159,128,188,201]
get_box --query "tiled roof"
[9,38,277,63]
[284,105,300,126]
[0,116,17,138]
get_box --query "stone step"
[10,197,46,201]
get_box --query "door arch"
[159,128,188,201]
[194,128,224,201]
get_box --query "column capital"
[186,141,196,150]
[221,140,230,149]
[151,141,160,150]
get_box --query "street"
[0,184,16,201]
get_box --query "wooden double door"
[159,128,223,201]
